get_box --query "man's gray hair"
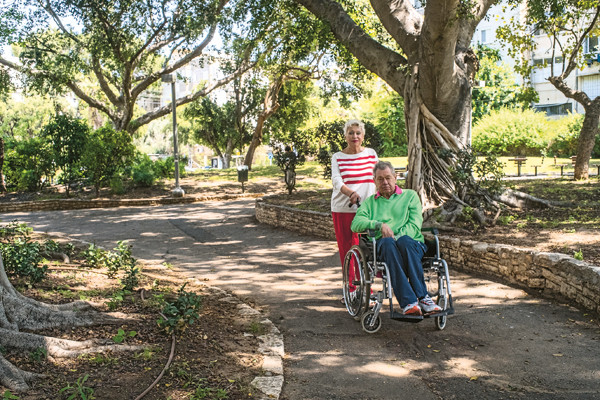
[373,160,395,176]
[343,119,365,135]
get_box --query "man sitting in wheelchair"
[350,161,442,316]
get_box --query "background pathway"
[4,199,600,399]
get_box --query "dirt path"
[4,200,600,399]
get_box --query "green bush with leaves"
[0,221,47,284]
[472,108,551,156]
[42,114,90,196]
[157,285,203,335]
[81,126,135,196]
[3,136,54,191]
[131,154,156,187]
[152,156,186,179]
[0,238,46,284]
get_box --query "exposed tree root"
[0,253,144,392]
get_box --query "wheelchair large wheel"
[342,245,371,319]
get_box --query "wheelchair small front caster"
[361,311,382,334]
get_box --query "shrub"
[472,108,551,156]
[131,154,156,187]
[42,114,89,196]
[81,126,135,196]
[0,238,47,284]
[157,285,202,335]
[3,137,54,191]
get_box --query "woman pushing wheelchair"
[350,161,442,316]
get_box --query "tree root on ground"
[0,254,144,392]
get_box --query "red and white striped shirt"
[331,148,378,213]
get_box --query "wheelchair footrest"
[390,312,424,323]
[423,308,454,318]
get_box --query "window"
[534,103,572,116]
[584,36,599,54]
[481,29,488,44]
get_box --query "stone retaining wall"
[0,193,263,213]
[255,198,600,315]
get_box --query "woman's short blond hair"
[343,119,365,135]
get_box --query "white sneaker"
[419,295,442,314]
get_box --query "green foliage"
[311,120,382,177]
[574,249,584,261]
[371,92,407,157]
[42,114,90,195]
[3,136,54,191]
[29,348,47,362]
[472,45,538,124]
[80,241,139,289]
[58,374,95,400]
[106,289,131,311]
[131,154,156,188]
[474,155,506,196]
[472,108,552,156]
[157,284,202,335]
[112,328,137,344]
[0,235,47,284]
[1,390,19,400]
[81,126,135,195]
[191,384,228,400]
[546,113,600,157]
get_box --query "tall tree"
[292,0,496,207]
[0,0,258,134]
[497,0,600,179]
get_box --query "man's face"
[374,167,396,198]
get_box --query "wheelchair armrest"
[421,227,439,236]
[356,230,378,238]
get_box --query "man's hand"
[380,223,394,238]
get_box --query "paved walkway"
[4,199,600,399]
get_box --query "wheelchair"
[342,227,454,333]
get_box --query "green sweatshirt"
[350,187,424,243]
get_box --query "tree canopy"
[0,0,261,133]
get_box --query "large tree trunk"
[0,252,141,391]
[573,107,600,180]
[404,57,474,209]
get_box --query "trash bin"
[237,165,248,182]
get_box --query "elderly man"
[350,161,441,316]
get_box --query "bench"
[570,156,577,165]
[556,164,569,176]
[508,157,527,176]
[592,164,600,177]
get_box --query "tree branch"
[294,0,408,93]
[369,0,421,56]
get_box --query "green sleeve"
[350,198,381,233]
[397,191,424,242]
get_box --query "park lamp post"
[162,73,185,197]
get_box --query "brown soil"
[1,236,263,399]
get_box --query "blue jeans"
[377,235,427,308]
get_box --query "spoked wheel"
[361,311,382,334]
[424,265,439,298]
[342,245,371,319]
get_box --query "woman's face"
[345,125,364,147]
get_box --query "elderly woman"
[331,119,378,293]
